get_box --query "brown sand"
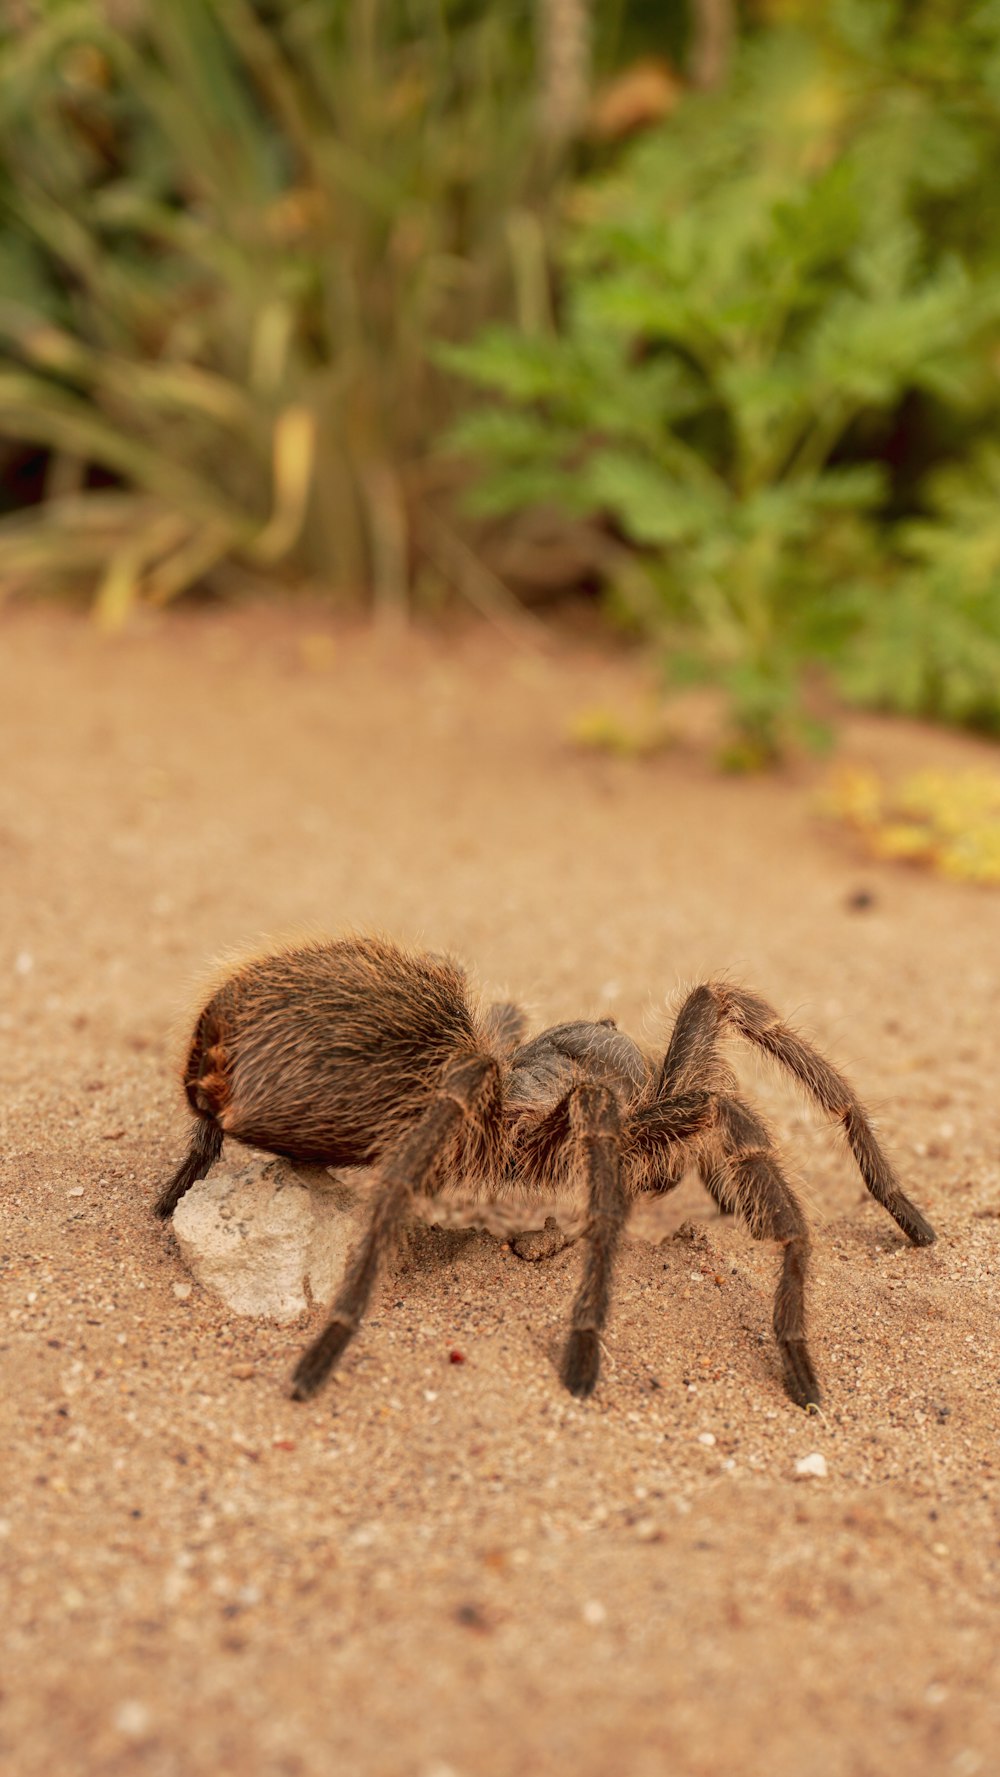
[1,607,998,1777]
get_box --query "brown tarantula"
[154,935,935,1408]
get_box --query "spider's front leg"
[662,982,935,1246]
[710,1094,820,1409]
[642,987,739,1207]
[630,1080,820,1409]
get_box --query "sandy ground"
[1,606,998,1777]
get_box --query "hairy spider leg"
[289,1052,501,1400]
[560,1083,627,1398]
[154,1004,229,1218]
[559,1085,713,1395]
[620,1080,819,1408]
[712,1094,819,1408]
[659,983,935,1246]
[639,1000,738,1206]
[625,1091,716,1191]
[153,1117,224,1219]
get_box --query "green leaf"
[582,451,725,547]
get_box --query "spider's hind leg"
[154,1005,229,1219]
[153,1116,223,1219]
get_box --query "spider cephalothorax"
[154,935,935,1408]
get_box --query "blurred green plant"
[842,449,1000,734]
[0,0,539,623]
[442,4,1000,759]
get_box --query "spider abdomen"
[184,935,478,1166]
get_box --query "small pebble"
[113,1701,151,1738]
[231,1364,255,1381]
[953,1752,983,1776]
[845,888,876,913]
[172,1282,192,1302]
[67,1187,84,1199]
[698,1432,716,1447]
[794,1452,828,1480]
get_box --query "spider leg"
[624,1085,818,1405]
[713,1094,819,1409]
[555,1087,710,1394]
[289,1053,500,1400]
[154,1006,228,1218]
[624,1091,715,1191]
[648,990,738,1205]
[153,1117,224,1219]
[659,983,935,1247]
[702,1162,736,1215]
[561,1082,627,1398]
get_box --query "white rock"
[794,1452,828,1480]
[171,1149,364,1322]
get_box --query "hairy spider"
[154,935,935,1408]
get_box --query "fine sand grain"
[1,608,998,1777]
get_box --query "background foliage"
[0,0,539,621]
[2,1,1000,757]
[444,2,1000,755]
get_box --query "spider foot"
[290,1318,354,1400]
[780,1338,821,1411]
[894,1194,936,1247]
[562,1328,601,1398]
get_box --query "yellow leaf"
[253,406,316,565]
